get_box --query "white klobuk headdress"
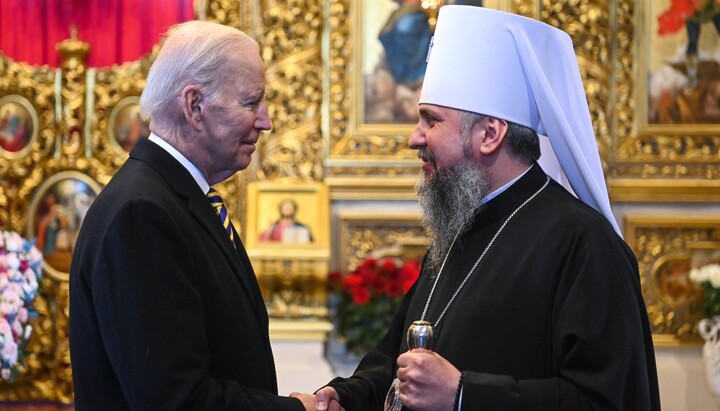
[419,6,621,235]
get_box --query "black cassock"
[328,164,661,410]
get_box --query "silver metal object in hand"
[384,321,434,411]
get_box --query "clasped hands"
[291,349,461,411]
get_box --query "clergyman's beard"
[415,158,490,269]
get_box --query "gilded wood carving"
[625,215,720,346]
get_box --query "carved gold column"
[55,26,89,165]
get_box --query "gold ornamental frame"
[336,211,425,273]
[0,94,39,160]
[245,180,330,255]
[0,58,56,185]
[25,171,103,282]
[625,214,720,347]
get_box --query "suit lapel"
[130,139,268,325]
[187,196,268,324]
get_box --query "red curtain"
[0,0,195,68]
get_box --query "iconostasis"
[0,0,718,406]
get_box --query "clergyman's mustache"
[418,149,435,165]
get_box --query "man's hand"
[289,392,317,411]
[314,386,345,411]
[396,350,461,411]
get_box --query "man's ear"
[478,116,508,156]
[181,86,204,130]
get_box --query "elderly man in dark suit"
[69,20,314,410]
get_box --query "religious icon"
[0,95,37,157]
[363,0,431,124]
[650,0,720,124]
[259,199,314,244]
[27,171,102,280]
[652,256,702,308]
[362,1,483,124]
[109,97,150,153]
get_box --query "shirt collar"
[479,164,533,206]
[148,133,210,194]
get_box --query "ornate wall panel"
[336,211,425,274]
[254,0,324,182]
[625,215,720,346]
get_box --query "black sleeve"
[326,280,420,411]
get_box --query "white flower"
[5,255,19,271]
[2,339,18,366]
[691,263,720,287]
[17,307,27,323]
[0,230,42,381]
[3,232,22,253]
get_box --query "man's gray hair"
[459,110,541,163]
[140,20,258,134]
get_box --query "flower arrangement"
[690,263,720,318]
[329,257,421,356]
[0,231,42,381]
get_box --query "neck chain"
[419,175,550,327]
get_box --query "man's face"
[201,52,272,175]
[410,104,494,266]
[280,201,296,219]
[408,104,471,177]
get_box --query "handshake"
[288,349,461,411]
[289,321,461,411]
[290,387,344,411]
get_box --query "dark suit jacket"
[69,138,303,411]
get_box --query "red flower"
[370,275,388,293]
[398,259,421,294]
[352,287,371,305]
[341,273,364,292]
[380,259,397,273]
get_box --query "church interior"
[0,0,719,409]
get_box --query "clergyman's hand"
[315,386,345,411]
[396,350,461,411]
[289,392,317,411]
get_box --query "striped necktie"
[207,187,235,245]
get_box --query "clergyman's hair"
[459,110,541,163]
[139,20,257,133]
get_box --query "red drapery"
[0,0,195,68]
